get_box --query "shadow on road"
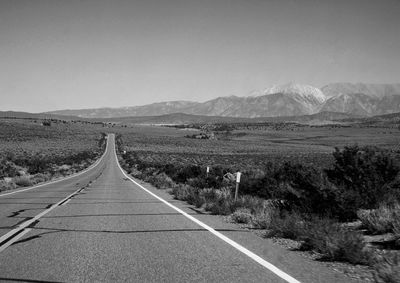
[11,226,249,247]
[41,212,202,218]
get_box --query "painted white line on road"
[0,135,110,197]
[112,135,301,283]
[0,228,32,253]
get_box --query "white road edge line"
[0,135,111,251]
[0,135,110,197]
[0,228,32,253]
[112,135,301,283]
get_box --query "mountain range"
[47,83,400,118]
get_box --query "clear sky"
[1,0,399,112]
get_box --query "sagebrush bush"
[234,195,265,214]
[326,145,399,219]
[357,203,400,238]
[358,206,394,234]
[172,184,192,201]
[190,188,205,208]
[14,175,32,187]
[198,188,217,204]
[300,217,370,264]
[392,206,400,247]
[373,252,400,283]
[205,188,236,215]
[174,165,203,183]
[0,179,17,191]
[148,173,176,190]
[0,159,19,178]
[230,208,253,224]
[251,202,279,229]
[265,211,305,240]
[30,173,50,184]
[170,184,203,207]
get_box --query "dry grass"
[13,175,32,187]
[251,201,280,229]
[0,179,17,191]
[265,211,306,240]
[230,208,253,224]
[393,207,400,247]
[373,252,400,283]
[300,218,371,264]
[0,119,108,191]
[148,173,176,190]
[358,203,400,236]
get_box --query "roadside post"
[234,172,241,201]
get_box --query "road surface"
[0,134,358,282]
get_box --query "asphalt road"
[0,134,359,282]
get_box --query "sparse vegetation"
[299,217,371,264]
[116,124,400,273]
[13,175,33,187]
[326,145,400,219]
[357,203,400,235]
[6,115,399,279]
[373,252,400,283]
[0,119,107,192]
[266,211,306,240]
[230,208,253,224]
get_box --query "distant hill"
[99,111,358,125]
[340,111,400,124]
[0,111,80,121]
[45,83,400,118]
[47,101,200,118]
[271,111,360,124]
[98,113,251,125]
[3,110,393,127]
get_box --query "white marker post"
[235,172,241,201]
[206,166,210,177]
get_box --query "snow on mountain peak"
[264,83,327,103]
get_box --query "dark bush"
[300,217,371,264]
[239,163,278,199]
[98,132,107,150]
[174,165,203,183]
[273,163,331,213]
[373,252,400,283]
[0,159,19,178]
[241,162,340,218]
[265,211,306,239]
[22,154,50,174]
[119,143,400,221]
[326,146,400,219]
[115,133,123,152]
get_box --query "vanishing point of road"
[0,134,358,282]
